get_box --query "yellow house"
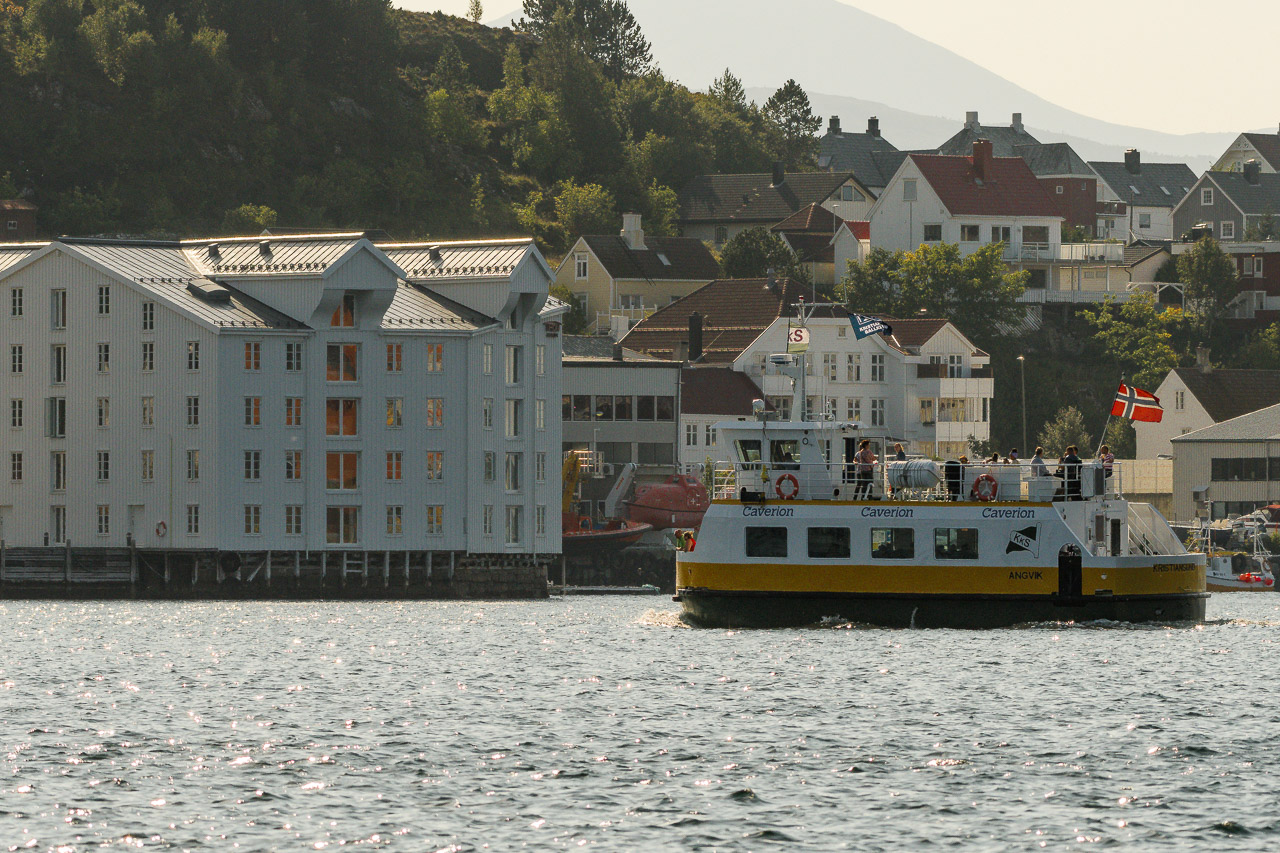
[556,214,722,336]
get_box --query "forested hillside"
[0,0,816,246]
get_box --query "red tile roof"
[909,153,1062,218]
[840,220,870,241]
[681,367,771,416]
[620,278,846,364]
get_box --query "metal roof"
[379,239,536,279]
[0,243,45,274]
[180,234,372,278]
[1173,401,1280,442]
[381,282,493,331]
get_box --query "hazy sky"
[400,0,1277,135]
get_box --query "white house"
[620,278,993,461]
[1089,151,1196,242]
[0,233,565,557]
[1137,358,1280,459]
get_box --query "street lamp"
[1017,355,1027,454]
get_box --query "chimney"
[771,161,785,187]
[688,311,704,363]
[1124,149,1141,175]
[972,139,994,182]
[965,110,979,130]
[1196,345,1212,373]
[612,342,624,361]
[828,115,841,134]
[620,212,645,250]
[1245,159,1262,185]
[866,116,880,137]
[1011,112,1023,132]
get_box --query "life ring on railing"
[973,474,998,502]
[775,473,800,500]
[155,520,167,538]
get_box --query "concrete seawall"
[0,545,551,600]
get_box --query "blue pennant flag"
[850,314,892,340]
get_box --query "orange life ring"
[973,474,998,502]
[155,520,167,538]
[775,473,800,500]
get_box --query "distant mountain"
[492,0,1234,171]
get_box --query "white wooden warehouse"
[0,233,564,560]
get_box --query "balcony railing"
[1003,242,1125,263]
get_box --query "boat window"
[746,527,787,558]
[771,439,800,469]
[735,440,762,464]
[934,528,978,560]
[808,527,850,558]
[871,527,914,559]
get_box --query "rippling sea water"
[2,595,1279,851]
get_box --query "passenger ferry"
[674,333,1206,629]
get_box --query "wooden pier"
[0,541,551,599]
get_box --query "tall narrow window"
[386,451,403,481]
[187,341,200,371]
[186,504,200,536]
[141,396,154,427]
[186,449,200,480]
[326,344,358,381]
[244,396,261,427]
[484,451,495,482]
[51,451,66,491]
[8,345,20,374]
[427,451,443,480]
[97,450,110,481]
[426,398,443,428]
[96,397,109,428]
[10,287,22,317]
[186,396,200,427]
[285,450,303,481]
[505,506,522,545]
[536,344,546,376]
[51,289,66,329]
[97,285,111,315]
[9,398,21,429]
[482,505,493,536]
[285,506,303,536]
[141,301,154,331]
[46,398,66,438]
[51,506,66,543]
[483,343,493,375]
[505,346,522,385]
[331,293,356,327]
[10,451,22,483]
[386,343,403,373]
[285,342,303,371]
[97,505,110,536]
[426,506,444,536]
[870,354,885,382]
[536,505,547,537]
[141,341,154,372]
[505,452,522,491]
[244,505,261,535]
[244,341,261,371]
[426,343,443,372]
[505,399,522,438]
[140,450,154,482]
[536,452,546,482]
[535,399,545,431]
[482,398,493,429]
[386,506,404,535]
[243,450,261,481]
[96,342,110,373]
[285,397,303,427]
[386,398,403,428]
[326,452,359,490]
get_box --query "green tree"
[1102,419,1136,459]
[221,203,278,234]
[1061,224,1093,243]
[708,68,746,113]
[762,79,819,168]
[841,242,1027,344]
[519,0,651,82]
[1178,235,1237,339]
[720,227,799,279]
[1245,209,1278,241]
[431,40,469,90]
[553,179,616,244]
[550,283,589,334]
[1037,406,1092,458]
[468,0,484,23]
[1238,322,1280,370]
[0,171,17,197]
[1081,292,1180,390]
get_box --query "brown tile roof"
[910,153,1062,218]
[772,203,841,234]
[677,172,853,225]
[1174,367,1280,422]
[882,317,949,349]
[620,278,846,363]
[780,233,836,263]
[581,235,720,282]
[681,367,771,416]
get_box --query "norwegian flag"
[1112,383,1163,423]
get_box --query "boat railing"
[1126,503,1186,556]
[711,459,1124,503]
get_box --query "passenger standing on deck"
[1100,445,1115,479]
[1057,445,1083,500]
[1030,447,1049,477]
[1009,448,1019,463]
[855,439,877,499]
[894,443,907,461]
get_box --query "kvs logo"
[787,326,810,353]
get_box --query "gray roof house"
[816,115,907,193]
[1172,163,1280,242]
[1170,401,1280,521]
[1091,150,1198,241]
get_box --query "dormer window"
[331,293,356,328]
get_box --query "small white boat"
[1198,524,1276,592]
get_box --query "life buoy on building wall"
[973,474,998,502]
[155,520,168,538]
[775,473,800,500]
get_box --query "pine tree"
[468,0,484,23]
[763,79,820,168]
[709,68,746,113]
